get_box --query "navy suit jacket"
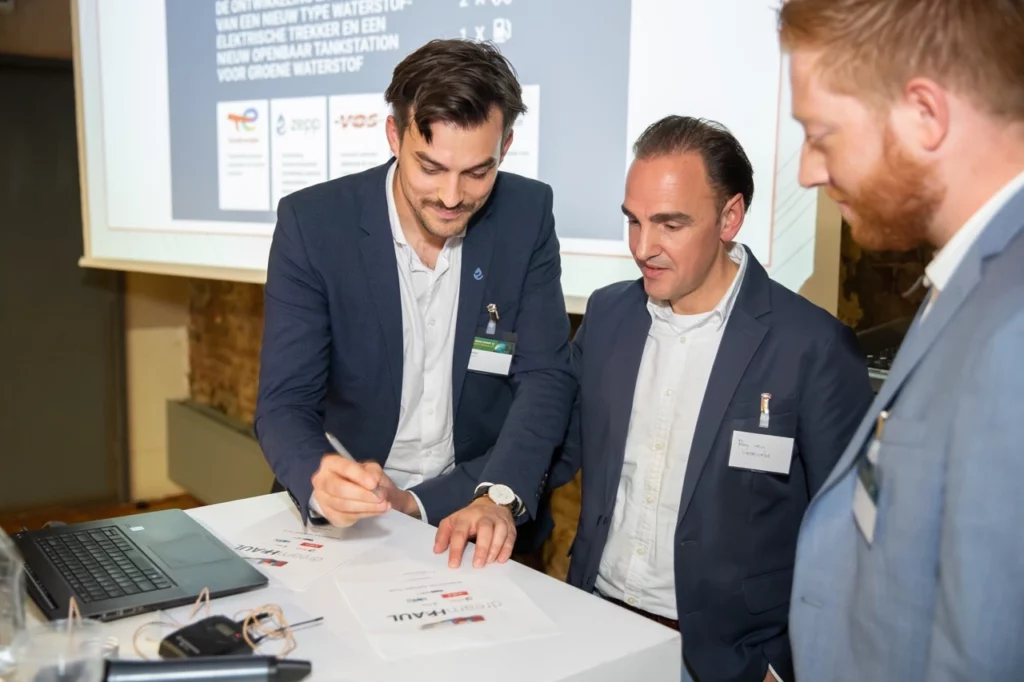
[550,249,873,682]
[255,159,576,525]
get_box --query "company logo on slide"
[227,107,258,132]
[335,113,379,129]
[276,114,322,136]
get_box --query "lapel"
[818,183,1024,493]
[601,282,653,511]
[358,160,403,406]
[451,203,497,418]
[677,247,770,522]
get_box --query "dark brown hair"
[779,0,1024,121]
[634,115,754,214]
[384,39,526,143]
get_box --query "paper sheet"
[228,509,389,591]
[334,559,559,660]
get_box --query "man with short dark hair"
[549,115,872,682]
[255,39,575,568]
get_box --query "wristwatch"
[474,483,525,518]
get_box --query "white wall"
[124,273,190,500]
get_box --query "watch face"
[488,485,516,506]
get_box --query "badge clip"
[486,303,499,335]
[759,392,771,428]
[867,410,890,465]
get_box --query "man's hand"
[433,497,516,569]
[311,454,416,527]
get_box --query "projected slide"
[164,0,631,242]
[77,0,824,304]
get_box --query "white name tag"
[468,348,513,375]
[467,335,515,376]
[728,430,794,475]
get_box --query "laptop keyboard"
[37,526,175,603]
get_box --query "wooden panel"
[0,0,72,60]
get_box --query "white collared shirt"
[312,162,461,523]
[383,162,462,521]
[923,169,1024,317]
[596,244,748,619]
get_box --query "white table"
[29,493,681,681]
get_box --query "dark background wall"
[0,58,126,511]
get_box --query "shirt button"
[646,494,655,504]
[653,442,665,451]
[427,408,434,416]
[636,547,646,556]
[679,336,686,344]
[626,597,638,606]
[664,389,672,397]
[428,318,436,327]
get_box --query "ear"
[386,115,401,158]
[719,193,746,242]
[900,77,949,153]
[499,129,515,164]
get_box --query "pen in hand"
[325,431,386,498]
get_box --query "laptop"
[13,509,268,622]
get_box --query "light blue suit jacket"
[789,184,1024,682]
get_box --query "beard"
[410,198,477,239]
[828,127,945,251]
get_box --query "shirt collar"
[924,168,1024,292]
[646,242,748,334]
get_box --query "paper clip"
[486,303,499,335]
[759,393,771,428]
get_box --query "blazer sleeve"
[253,198,332,521]
[924,308,1024,682]
[413,185,577,522]
[798,320,874,497]
[547,298,590,491]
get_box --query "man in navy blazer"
[549,116,873,682]
[255,40,575,568]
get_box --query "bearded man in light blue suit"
[778,1,1024,680]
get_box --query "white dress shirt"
[596,244,748,619]
[922,169,1024,318]
[312,161,461,523]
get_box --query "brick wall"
[189,280,264,424]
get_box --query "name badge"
[728,430,794,475]
[853,410,888,546]
[853,443,881,545]
[467,330,516,376]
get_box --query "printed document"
[228,509,389,591]
[334,559,559,660]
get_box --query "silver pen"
[325,431,385,497]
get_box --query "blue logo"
[473,267,483,281]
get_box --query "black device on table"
[105,655,312,682]
[13,509,268,621]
